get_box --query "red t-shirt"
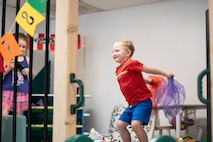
[116,59,152,105]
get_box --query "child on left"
[2,33,35,115]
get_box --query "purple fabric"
[154,78,185,118]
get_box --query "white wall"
[77,0,208,135]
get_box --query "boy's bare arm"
[142,65,174,78]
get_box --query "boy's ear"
[127,49,132,56]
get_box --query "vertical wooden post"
[53,0,78,142]
[209,0,213,140]
[83,36,87,89]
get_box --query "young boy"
[112,39,173,142]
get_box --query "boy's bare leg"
[132,120,148,142]
[117,120,131,142]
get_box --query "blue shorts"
[119,99,152,125]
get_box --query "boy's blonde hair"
[115,39,135,57]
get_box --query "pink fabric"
[2,90,29,112]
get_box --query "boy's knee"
[131,120,142,131]
[117,120,127,130]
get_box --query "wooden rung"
[32,94,53,97]
[76,125,83,128]
[77,107,83,110]
[26,124,53,128]
[31,106,54,109]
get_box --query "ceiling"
[2,0,169,16]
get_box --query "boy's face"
[112,42,131,64]
[18,38,27,55]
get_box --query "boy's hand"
[166,72,174,78]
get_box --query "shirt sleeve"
[127,59,143,72]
